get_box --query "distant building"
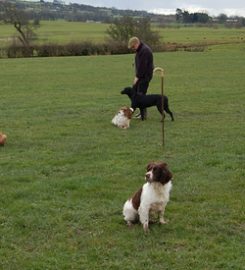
[53,0,65,4]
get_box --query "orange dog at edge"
[0,132,7,146]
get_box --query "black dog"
[121,87,174,121]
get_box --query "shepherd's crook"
[153,67,165,148]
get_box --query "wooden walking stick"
[153,67,165,148]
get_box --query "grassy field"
[0,43,245,269]
[0,20,245,47]
[36,20,108,44]
[156,26,245,44]
[0,21,108,47]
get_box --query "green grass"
[36,20,108,44]
[0,20,108,47]
[0,20,245,47]
[155,26,245,44]
[0,43,245,269]
[0,22,16,47]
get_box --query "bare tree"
[106,16,160,47]
[1,2,38,48]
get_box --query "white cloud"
[149,8,177,15]
[222,8,245,16]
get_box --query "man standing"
[128,36,154,119]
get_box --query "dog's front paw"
[143,223,149,233]
[160,218,168,224]
[126,221,133,228]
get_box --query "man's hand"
[133,77,138,85]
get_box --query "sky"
[28,0,245,17]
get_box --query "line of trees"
[175,8,245,26]
[176,9,210,24]
[0,0,152,23]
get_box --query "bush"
[7,44,34,58]
[106,16,161,47]
[4,41,132,58]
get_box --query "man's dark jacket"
[135,42,154,81]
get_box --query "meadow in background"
[0,20,245,47]
[0,25,244,269]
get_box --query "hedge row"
[0,41,207,58]
[0,41,170,58]
[2,42,132,58]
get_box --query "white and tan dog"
[112,106,134,129]
[123,162,173,232]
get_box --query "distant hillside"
[1,1,244,26]
[1,0,176,23]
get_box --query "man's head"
[128,37,140,51]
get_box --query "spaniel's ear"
[165,169,173,182]
[159,162,173,182]
[146,162,155,172]
[124,107,133,119]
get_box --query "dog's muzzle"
[145,171,152,182]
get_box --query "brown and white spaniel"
[123,162,173,232]
[112,106,134,129]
